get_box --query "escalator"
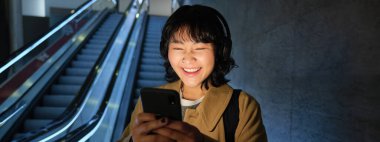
[28,13,170,141]
[133,15,168,104]
[11,13,123,140]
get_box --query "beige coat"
[119,80,267,142]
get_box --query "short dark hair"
[160,5,237,89]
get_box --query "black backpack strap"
[223,89,241,142]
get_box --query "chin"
[182,80,202,88]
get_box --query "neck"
[182,84,205,101]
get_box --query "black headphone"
[214,11,232,60]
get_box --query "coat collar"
[160,80,234,132]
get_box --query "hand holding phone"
[140,88,182,121]
[139,88,203,141]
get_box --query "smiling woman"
[119,5,267,142]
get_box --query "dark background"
[184,0,380,141]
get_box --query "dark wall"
[185,0,380,141]
[0,0,10,62]
[23,16,49,47]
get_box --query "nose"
[182,52,196,64]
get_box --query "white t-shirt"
[179,89,205,119]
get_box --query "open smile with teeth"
[183,67,201,73]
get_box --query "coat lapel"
[198,83,233,131]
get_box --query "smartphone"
[140,87,182,121]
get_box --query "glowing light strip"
[0,105,25,127]
[0,0,97,74]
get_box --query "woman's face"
[168,33,215,89]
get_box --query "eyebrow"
[170,38,204,45]
[170,39,184,44]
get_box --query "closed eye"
[173,47,183,50]
[195,48,207,50]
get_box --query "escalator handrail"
[0,0,97,74]
[111,5,149,141]
[0,102,25,127]
[56,1,148,141]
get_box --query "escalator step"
[143,48,160,53]
[143,45,160,51]
[144,43,160,48]
[144,46,160,51]
[33,107,66,119]
[76,54,98,61]
[98,28,114,32]
[71,61,94,68]
[101,22,117,26]
[50,84,81,94]
[145,35,160,39]
[84,47,104,52]
[141,58,164,65]
[146,31,161,34]
[146,37,160,41]
[148,23,163,26]
[89,39,108,44]
[145,33,161,37]
[65,68,91,76]
[92,35,109,39]
[43,95,75,107]
[142,52,162,58]
[58,76,86,85]
[24,119,52,131]
[140,65,165,72]
[147,24,163,28]
[95,31,112,36]
[102,23,117,26]
[147,27,162,31]
[137,80,167,88]
[96,27,114,33]
[97,28,114,32]
[91,36,109,41]
[81,48,102,55]
[144,39,161,43]
[138,72,166,80]
[82,47,103,52]
[142,57,163,63]
[98,27,114,31]
[85,44,105,49]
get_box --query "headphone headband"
[216,15,228,38]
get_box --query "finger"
[165,120,195,133]
[133,113,158,127]
[140,134,175,142]
[134,117,169,135]
[153,127,189,141]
